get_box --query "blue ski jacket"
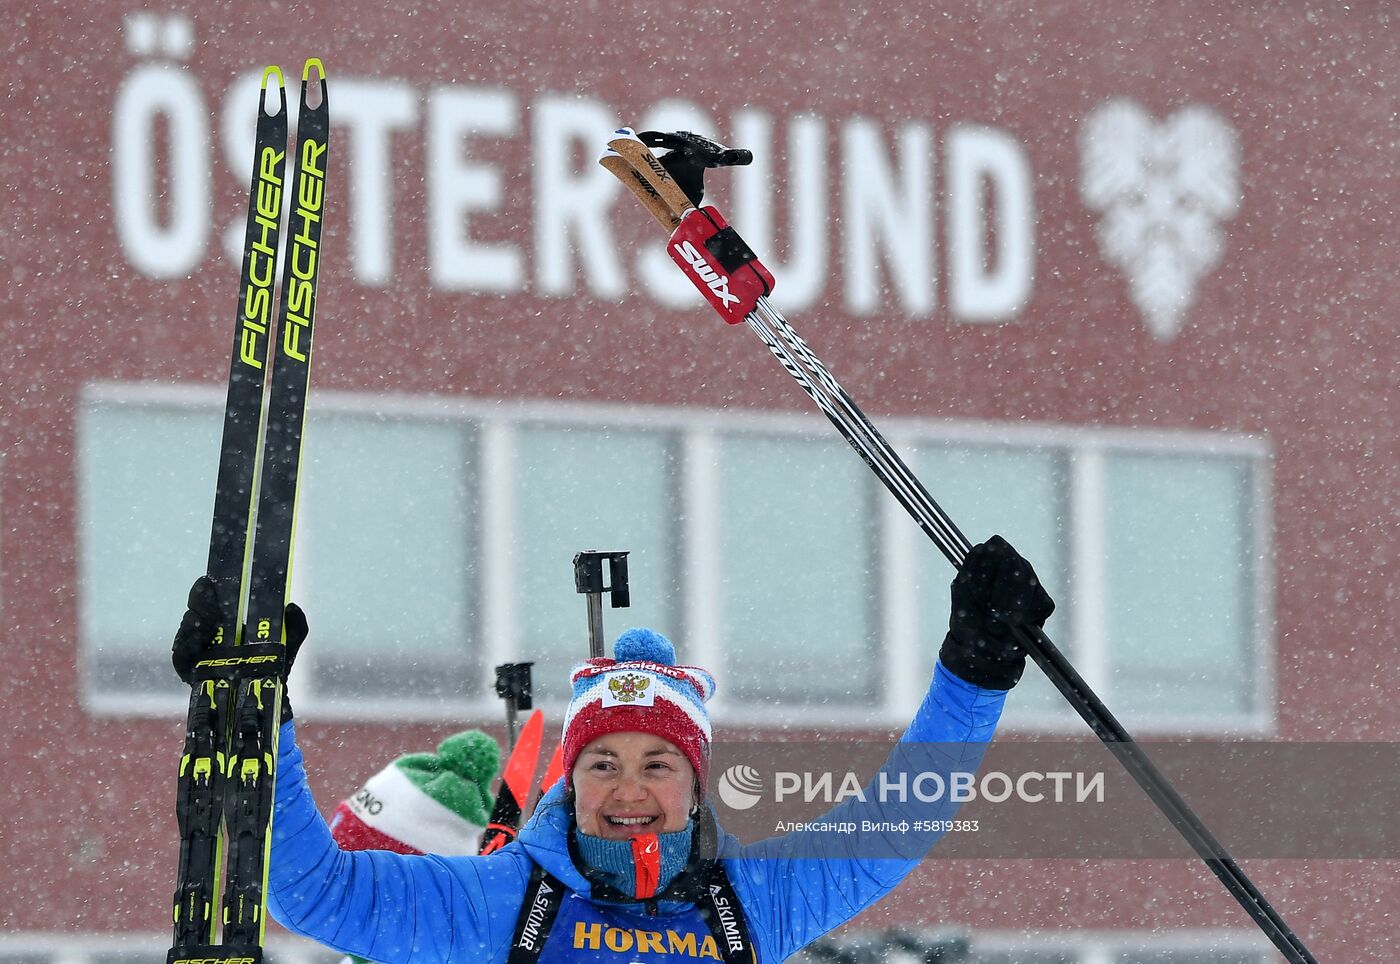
[267,661,1007,963]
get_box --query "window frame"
[962,926,1275,963]
[78,381,1275,735]
[0,927,1277,964]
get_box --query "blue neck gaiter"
[574,822,694,899]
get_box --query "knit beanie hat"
[562,628,716,792]
[329,730,500,857]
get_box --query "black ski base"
[167,945,263,964]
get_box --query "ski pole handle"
[601,149,680,231]
[494,662,533,749]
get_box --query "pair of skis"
[599,128,1319,964]
[168,61,329,964]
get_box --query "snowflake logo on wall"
[1079,100,1241,340]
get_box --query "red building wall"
[3,2,1396,960]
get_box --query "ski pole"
[757,295,1317,962]
[747,282,1317,962]
[600,129,1319,964]
[572,550,631,658]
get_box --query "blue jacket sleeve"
[268,720,531,963]
[725,661,1007,962]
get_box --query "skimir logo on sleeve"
[515,877,554,952]
[707,884,746,955]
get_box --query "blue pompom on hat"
[614,626,675,663]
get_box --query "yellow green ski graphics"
[168,59,329,964]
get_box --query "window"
[77,390,487,717]
[0,929,1272,964]
[1103,453,1257,718]
[0,933,341,964]
[78,384,1272,732]
[915,444,1070,722]
[717,432,878,705]
[297,413,479,709]
[512,422,680,704]
[1112,954,1267,964]
[78,396,220,701]
[792,929,1273,963]
[910,438,1268,731]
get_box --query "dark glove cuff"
[939,632,1027,690]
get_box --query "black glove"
[637,130,753,206]
[172,575,308,719]
[938,535,1055,690]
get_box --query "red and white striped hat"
[562,627,716,792]
[328,730,499,856]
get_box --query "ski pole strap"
[668,206,775,324]
[504,860,754,964]
[697,860,754,963]
[506,865,566,964]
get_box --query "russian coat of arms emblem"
[607,673,651,703]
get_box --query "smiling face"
[571,731,697,841]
